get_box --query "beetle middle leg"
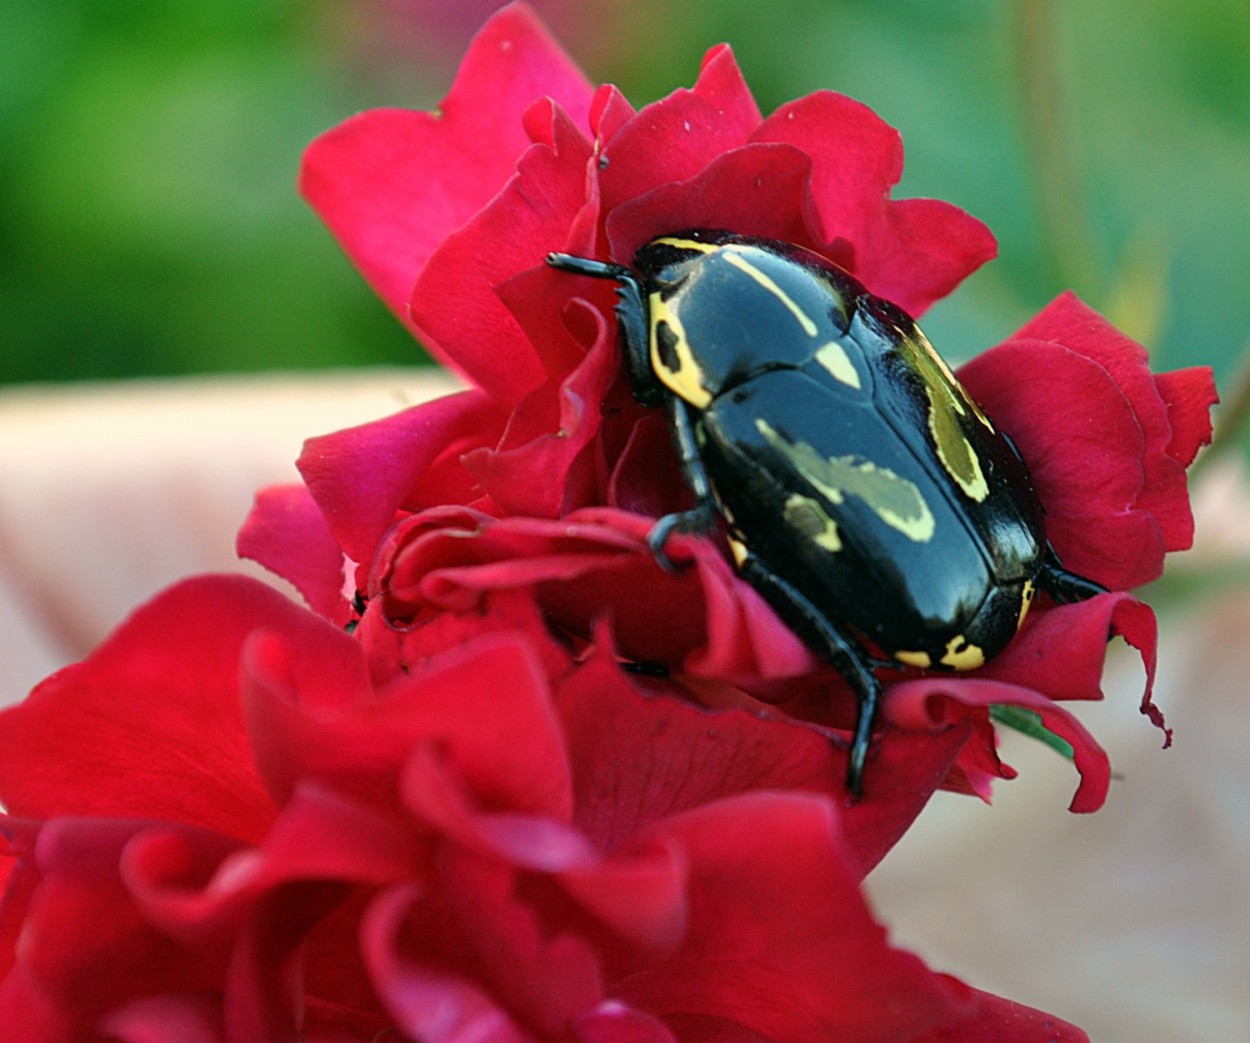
[647,397,722,570]
[735,549,881,797]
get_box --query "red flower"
[0,3,1216,1040]
[252,1,1216,809]
[0,576,1080,1040]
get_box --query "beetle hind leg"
[1038,548,1108,605]
[736,550,881,797]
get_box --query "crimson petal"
[753,90,996,313]
[300,3,593,337]
[617,793,970,1041]
[887,677,1111,813]
[237,483,350,625]
[297,390,504,565]
[916,985,1089,1042]
[0,576,319,842]
[597,44,762,216]
[410,101,595,400]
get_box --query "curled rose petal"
[752,90,998,313]
[886,676,1111,813]
[294,389,504,566]
[236,482,350,625]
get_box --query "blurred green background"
[2,0,1247,402]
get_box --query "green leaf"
[989,704,1075,761]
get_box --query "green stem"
[1014,0,1100,293]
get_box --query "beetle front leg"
[648,397,721,570]
[736,550,881,798]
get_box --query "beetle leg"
[736,550,881,797]
[1038,548,1108,604]
[648,398,721,570]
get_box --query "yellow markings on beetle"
[926,384,989,502]
[648,292,713,408]
[649,238,863,391]
[895,649,932,669]
[757,420,935,543]
[651,235,717,254]
[940,635,985,671]
[814,340,862,389]
[783,493,842,552]
[719,246,861,389]
[720,250,818,336]
[890,325,992,503]
[1016,579,1036,631]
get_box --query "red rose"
[0,3,1216,1040]
[245,1,1215,809]
[0,576,1079,1040]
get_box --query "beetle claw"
[647,505,718,572]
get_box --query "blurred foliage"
[2,0,1247,410]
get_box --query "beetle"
[547,230,1105,796]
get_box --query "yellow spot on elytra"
[727,534,750,567]
[757,420,935,543]
[940,635,985,671]
[925,384,989,502]
[650,236,717,254]
[649,292,713,408]
[895,649,932,669]
[815,340,862,389]
[1016,579,1036,632]
[783,493,842,552]
[891,323,995,502]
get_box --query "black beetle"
[548,230,1104,795]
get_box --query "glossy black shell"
[634,231,1048,668]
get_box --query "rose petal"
[887,677,1111,813]
[243,626,573,822]
[410,102,595,400]
[597,44,762,217]
[556,652,968,878]
[364,887,533,1043]
[753,90,996,313]
[618,793,970,1040]
[980,594,1158,708]
[605,142,818,265]
[99,994,223,1043]
[297,390,504,565]
[0,577,317,841]
[300,4,594,335]
[237,483,350,624]
[917,985,1089,1042]
[960,337,1163,589]
[967,293,1213,581]
[1154,366,1218,468]
[573,1001,678,1043]
[464,282,619,517]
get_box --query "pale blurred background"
[2,1,1248,1039]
